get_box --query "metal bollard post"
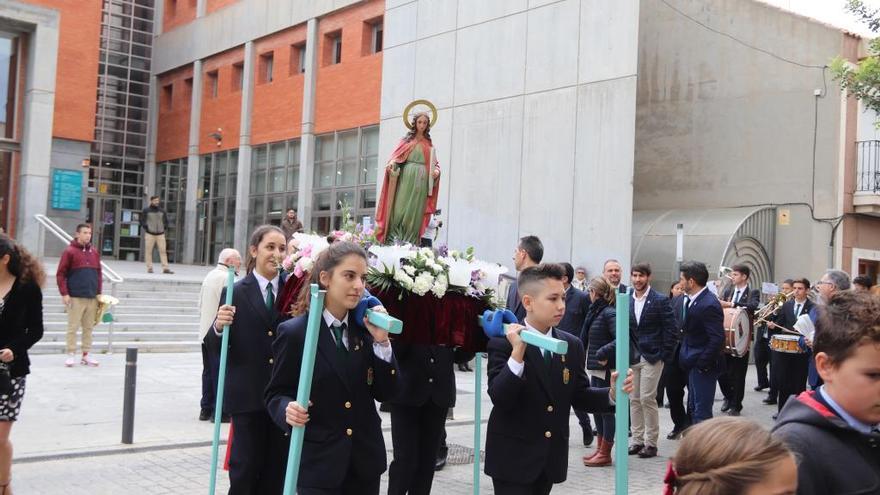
[122,347,137,444]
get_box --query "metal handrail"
[34,214,125,283]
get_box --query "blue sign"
[51,169,83,211]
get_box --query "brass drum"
[770,334,804,354]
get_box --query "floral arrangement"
[366,244,507,306]
[282,233,328,278]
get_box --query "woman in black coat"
[0,234,45,494]
[581,276,617,467]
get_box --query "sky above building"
[759,0,880,36]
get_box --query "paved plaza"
[13,352,779,494]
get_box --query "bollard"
[122,347,138,444]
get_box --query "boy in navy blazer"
[485,264,632,494]
[675,261,724,425]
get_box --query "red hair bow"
[663,460,678,495]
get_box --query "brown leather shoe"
[628,443,644,455]
[638,445,658,458]
[584,440,613,467]
[582,437,604,464]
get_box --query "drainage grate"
[445,443,485,465]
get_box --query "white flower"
[403,265,416,276]
[419,247,433,257]
[431,276,448,298]
[299,257,314,273]
[394,269,414,290]
[412,272,435,296]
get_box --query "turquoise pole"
[473,352,483,495]
[208,266,235,494]
[614,287,631,495]
[282,284,326,495]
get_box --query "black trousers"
[201,343,220,411]
[753,330,772,390]
[298,463,380,495]
[228,411,289,495]
[491,472,552,495]
[388,402,448,495]
[662,355,690,431]
[771,350,809,412]
[718,352,749,411]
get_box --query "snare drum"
[770,334,804,354]
[723,307,753,357]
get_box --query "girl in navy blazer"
[265,241,398,495]
[207,225,289,494]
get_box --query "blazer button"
[346,428,353,436]
[268,331,273,337]
[269,358,274,364]
[391,369,396,375]
[428,378,434,383]
[344,401,352,409]
[546,405,553,412]
[545,431,552,438]
[429,357,435,364]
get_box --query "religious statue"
[374,100,441,245]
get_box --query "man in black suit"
[386,340,472,493]
[662,282,691,439]
[768,278,814,413]
[557,262,593,447]
[506,235,543,323]
[676,261,724,425]
[757,279,793,404]
[602,259,627,294]
[485,264,631,494]
[717,264,761,416]
[206,250,290,494]
[626,263,677,458]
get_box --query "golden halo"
[403,99,438,130]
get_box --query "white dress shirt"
[323,309,393,362]
[633,286,651,326]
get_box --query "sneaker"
[81,354,99,367]
[163,269,175,274]
[65,354,76,367]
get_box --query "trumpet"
[754,290,794,326]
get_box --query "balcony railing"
[856,140,880,193]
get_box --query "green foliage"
[834,1,880,121]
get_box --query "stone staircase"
[34,277,204,354]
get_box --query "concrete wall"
[380,0,640,273]
[635,0,847,280]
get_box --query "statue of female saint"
[374,109,440,244]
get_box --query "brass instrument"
[94,294,120,326]
[715,266,734,300]
[754,290,794,327]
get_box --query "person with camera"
[420,210,442,248]
[0,234,45,495]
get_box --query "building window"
[259,52,274,84]
[0,36,19,140]
[183,77,193,104]
[291,42,306,75]
[248,139,301,233]
[206,70,218,98]
[162,84,173,110]
[232,62,244,92]
[311,126,378,233]
[324,31,342,66]
[364,19,383,54]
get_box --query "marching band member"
[206,225,290,494]
[265,241,398,495]
[768,278,814,414]
[717,264,760,416]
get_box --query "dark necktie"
[543,349,552,367]
[682,296,690,321]
[331,322,348,359]
[265,282,274,310]
[732,289,740,305]
[794,303,802,317]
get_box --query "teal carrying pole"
[208,266,235,494]
[473,352,483,495]
[282,284,326,495]
[614,286,631,495]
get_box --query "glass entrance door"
[88,196,120,258]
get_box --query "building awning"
[632,206,776,294]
